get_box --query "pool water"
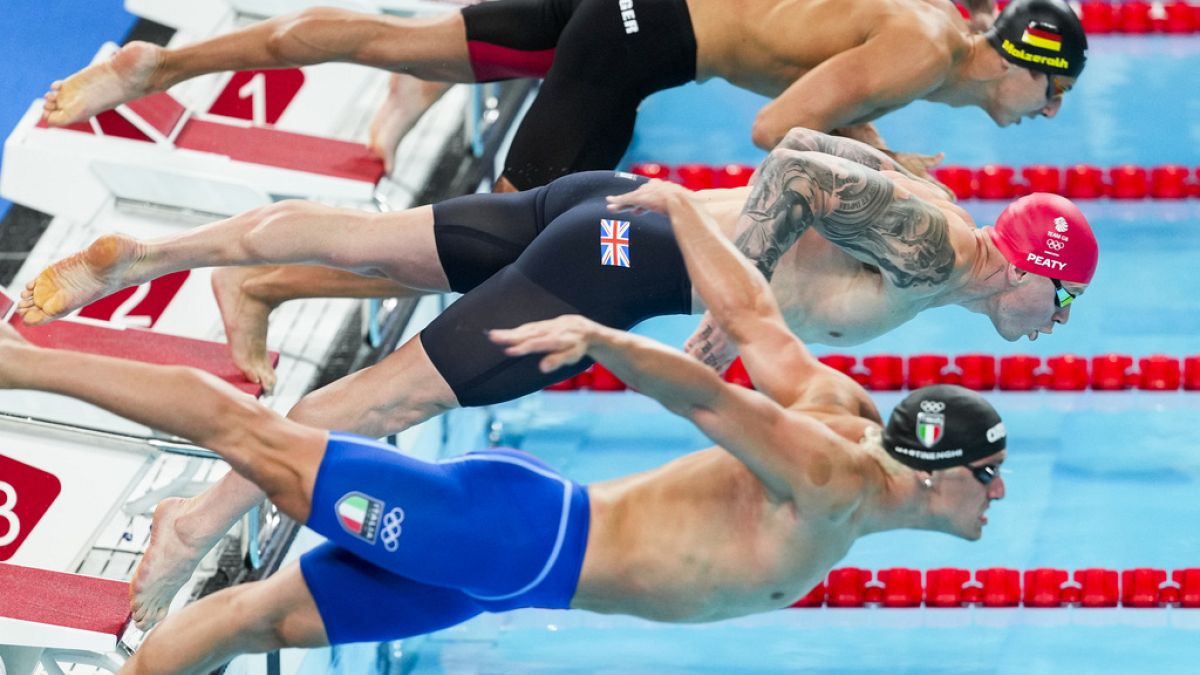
[396,34,1200,675]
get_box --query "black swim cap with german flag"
[883,385,1006,471]
[985,0,1087,78]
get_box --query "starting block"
[0,286,276,440]
[2,45,385,223]
[2,283,275,399]
[12,315,276,398]
[0,562,130,675]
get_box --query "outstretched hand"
[890,150,945,180]
[488,315,598,373]
[684,319,739,372]
[606,179,695,215]
[967,8,998,32]
[889,150,957,201]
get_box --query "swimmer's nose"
[989,475,1006,500]
[1053,304,1072,325]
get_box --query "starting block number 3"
[0,456,61,560]
[0,482,19,547]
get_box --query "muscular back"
[688,0,969,98]
[575,445,860,621]
[573,367,882,622]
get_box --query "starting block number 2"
[77,270,190,329]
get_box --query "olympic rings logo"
[0,481,21,547]
[1046,239,1065,251]
[919,401,946,414]
[379,507,405,553]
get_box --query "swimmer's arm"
[771,127,913,177]
[750,28,948,149]
[591,325,868,505]
[735,149,956,291]
[959,0,998,31]
[605,181,821,404]
[657,190,824,407]
[758,127,951,199]
[493,316,821,498]
[959,0,995,13]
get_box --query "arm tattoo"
[688,320,732,370]
[734,150,955,288]
[772,128,916,179]
[734,155,823,281]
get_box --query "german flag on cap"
[1021,22,1063,52]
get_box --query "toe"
[261,369,277,394]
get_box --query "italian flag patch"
[336,492,383,544]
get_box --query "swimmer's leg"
[292,330,462,437]
[45,8,475,126]
[19,201,446,325]
[125,187,569,623]
[130,335,459,628]
[130,548,487,671]
[369,74,454,173]
[213,265,422,391]
[124,563,329,674]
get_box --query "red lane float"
[632,162,1200,200]
[788,566,1200,609]
[546,354,1200,392]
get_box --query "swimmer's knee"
[286,388,342,428]
[287,386,389,434]
[221,582,311,652]
[289,378,456,438]
[239,200,317,259]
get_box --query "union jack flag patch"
[600,219,631,268]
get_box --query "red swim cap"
[988,193,1097,284]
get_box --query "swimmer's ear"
[972,40,1015,81]
[1006,264,1029,286]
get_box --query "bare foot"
[212,267,278,393]
[19,234,149,325]
[368,74,451,174]
[130,498,220,630]
[43,41,164,127]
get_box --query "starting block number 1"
[239,74,269,126]
[208,69,305,125]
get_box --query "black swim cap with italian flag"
[985,0,1087,78]
[883,385,1006,471]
